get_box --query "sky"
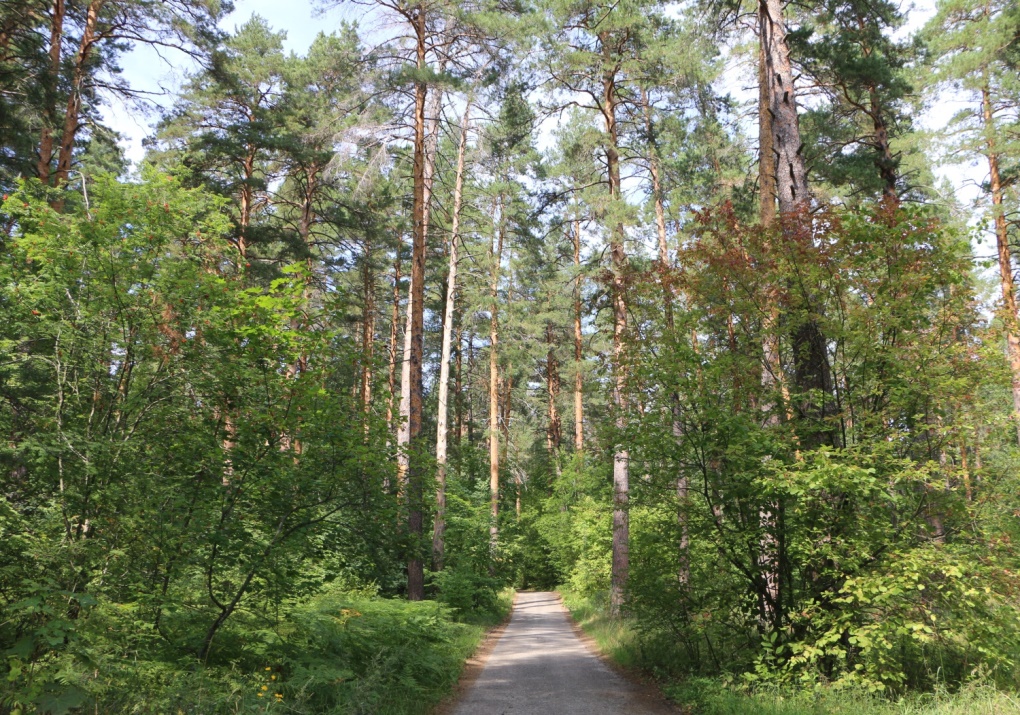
[102,0,362,164]
[102,0,988,242]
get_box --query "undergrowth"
[3,584,513,715]
[559,588,1020,715]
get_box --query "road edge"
[557,592,680,714]
[430,591,518,715]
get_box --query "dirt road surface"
[450,591,674,714]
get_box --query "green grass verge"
[557,588,1020,715]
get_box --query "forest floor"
[447,591,675,714]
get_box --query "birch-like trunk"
[573,219,584,454]
[386,251,401,443]
[432,100,472,571]
[489,198,505,560]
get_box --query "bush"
[432,566,504,619]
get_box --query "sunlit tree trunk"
[758,37,777,226]
[360,237,375,415]
[37,0,65,184]
[404,0,429,601]
[760,0,808,217]
[545,323,562,458]
[52,0,100,189]
[980,83,1020,447]
[433,100,471,571]
[488,198,505,561]
[387,250,401,441]
[601,35,629,617]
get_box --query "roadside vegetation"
[562,590,1020,715]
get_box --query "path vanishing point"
[450,591,674,714]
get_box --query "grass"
[557,588,1020,715]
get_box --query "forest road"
[450,591,675,714]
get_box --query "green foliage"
[665,678,1020,715]
[0,585,502,715]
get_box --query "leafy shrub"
[431,566,503,618]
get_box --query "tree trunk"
[758,36,777,226]
[573,218,584,454]
[601,37,629,617]
[854,16,898,204]
[501,369,517,518]
[488,199,505,562]
[983,84,1020,447]
[360,237,375,415]
[455,327,464,445]
[433,100,471,571]
[757,0,807,628]
[760,0,808,216]
[52,0,101,189]
[387,250,401,442]
[467,330,476,444]
[870,87,898,204]
[546,323,562,456]
[37,0,65,184]
[397,274,413,479]
[405,0,428,601]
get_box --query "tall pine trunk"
[433,100,471,571]
[404,0,429,601]
[360,238,375,415]
[488,199,505,561]
[601,36,629,617]
[52,0,101,189]
[982,83,1020,447]
[37,0,65,184]
[758,0,810,628]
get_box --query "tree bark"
[387,250,401,441]
[573,218,584,454]
[489,198,506,561]
[601,36,629,617]
[360,237,375,415]
[405,0,428,601]
[52,0,101,189]
[37,0,65,184]
[983,83,1020,447]
[759,0,808,216]
[758,0,809,628]
[433,100,471,571]
[546,323,562,456]
[758,36,777,226]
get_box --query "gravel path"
[450,591,673,715]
